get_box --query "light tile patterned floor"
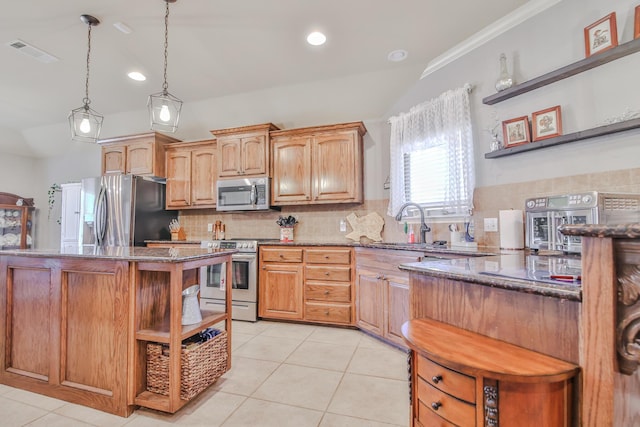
[0,321,410,426]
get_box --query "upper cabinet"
[210,123,280,178]
[99,132,180,178]
[271,122,366,205]
[165,139,217,210]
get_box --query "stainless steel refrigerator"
[79,175,177,246]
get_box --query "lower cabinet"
[404,318,580,427]
[258,246,354,325]
[355,248,422,348]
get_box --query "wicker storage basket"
[146,330,228,400]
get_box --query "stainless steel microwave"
[216,177,271,211]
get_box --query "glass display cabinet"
[0,192,35,250]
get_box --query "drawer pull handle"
[431,402,442,411]
[432,375,442,384]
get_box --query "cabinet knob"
[262,266,266,270]
[325,272,330,276]
[325,311,330,315]
[431,402,442,411]
[324,290,330,295]
[432,375,442,384]
[376,274,382,279]
[279,254,284,258]
[325,255,330,259]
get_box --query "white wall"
[388,0,640,188]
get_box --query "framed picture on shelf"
[635,6,640,39]
[502,116,531,147]
[532,105,563,141]
[584,12,618,57]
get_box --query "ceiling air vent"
[7,39,58,63]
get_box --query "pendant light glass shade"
[69,104,103,143]
[148,90,182,133]
[69,14,103,143]
[148,0,182,133]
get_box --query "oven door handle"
[231,254,257,261]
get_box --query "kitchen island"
[0,246,235,417]
[400,229,640,427]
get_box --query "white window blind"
[388,84,475,219]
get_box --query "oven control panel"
[526,192,597,211]
[201,240,258,252]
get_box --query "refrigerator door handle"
[94,185,107,245]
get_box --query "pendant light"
[68,15,103,143]
[148,0,182,133]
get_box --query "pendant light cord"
[162,0,170,94]
[84,22,93,108]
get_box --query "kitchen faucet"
[394,202,431,244]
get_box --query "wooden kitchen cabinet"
[210,123,279,178]
[99,132,180,178]
[259,247,304,320]
[271,122,366,205]
[355,247,423,348]
[259,246,355,325]
[165,140,217,209]
[403,318,579,427]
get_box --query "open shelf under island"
[0,245,235,417]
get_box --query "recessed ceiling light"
[128,71,146,81]
[387,49,408,62]
[306,31,327,46]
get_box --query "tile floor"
[0,321,410,426]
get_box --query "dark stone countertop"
[259,240,499,257]
[0,246,237,262]
[399,253,582,301]
[559,223,640,238]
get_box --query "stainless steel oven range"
[525,191,640,254]
[199,239,265,322]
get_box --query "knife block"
[171,228,186,241]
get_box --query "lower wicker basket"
[146,330,228,400]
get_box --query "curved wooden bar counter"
[0,246,234,417]
[403,318,579,426]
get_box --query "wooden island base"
[0,247,233,417]
[403,318,580,427]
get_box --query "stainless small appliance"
[199,239,265,321]
[216,177,272,211]
[79,175,177,246]
[525,191,640,254]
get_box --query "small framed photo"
[502,116,531,147]
[635,6,640,39]
[532,105,563,141]
[584,12,618,57]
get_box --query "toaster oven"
[525,191,640,254]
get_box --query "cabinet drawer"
[417,377,475,427]
[261,247,303,263]
[304,302,351,324]
[418,354,475,403]
[305,249,351,264]
[417,399,457,427]
[305,265,351,282]
[305,282,351,302]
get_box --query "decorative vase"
[495,53,513,92]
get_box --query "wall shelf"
[485,117,640,158]
[483,37,640,105]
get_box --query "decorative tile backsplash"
[178,167,640,248]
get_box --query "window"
[388,85,475,219]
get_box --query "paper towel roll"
[499,209,524,249]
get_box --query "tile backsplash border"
[177,167,640,248]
